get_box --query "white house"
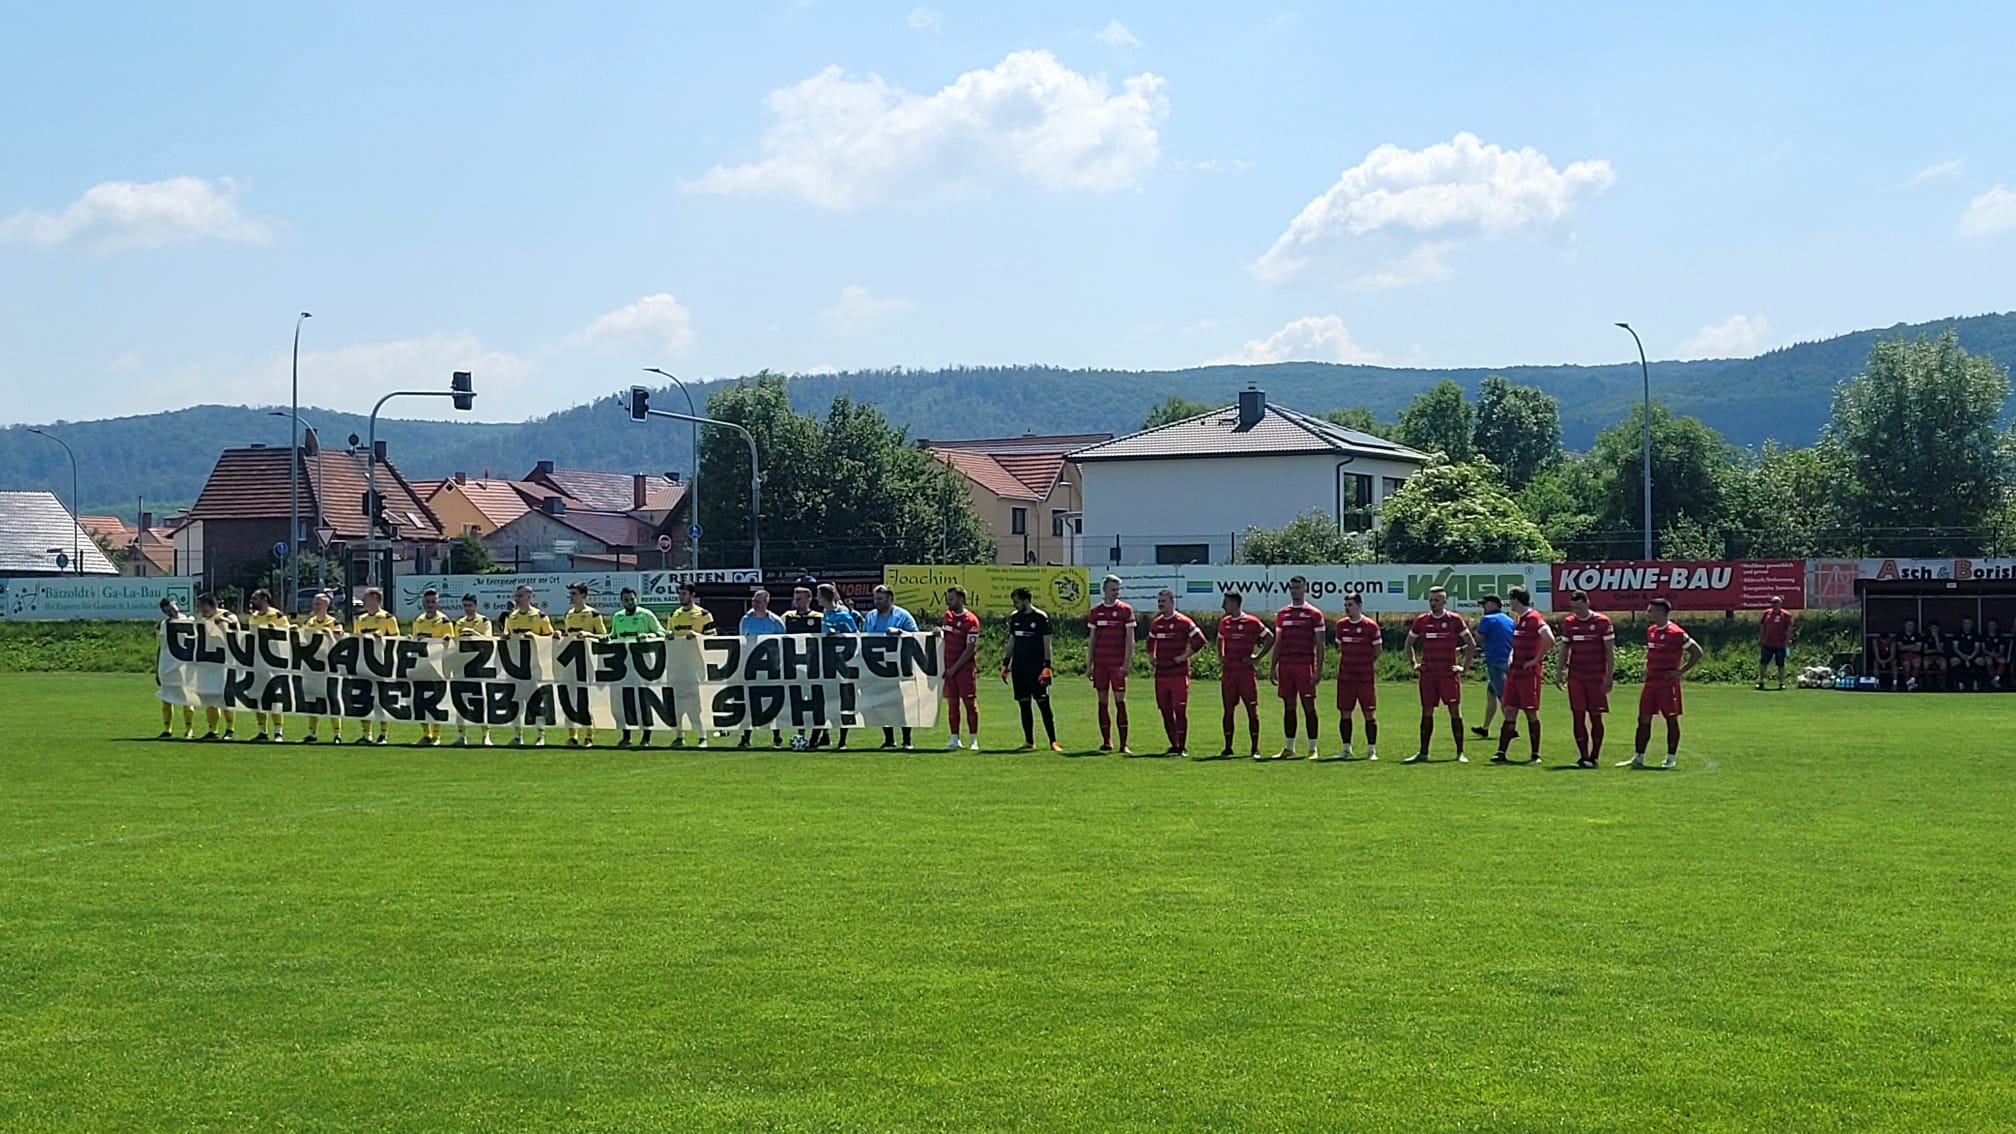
[1069,388,1432,566]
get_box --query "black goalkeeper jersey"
[1007,607,1053,670]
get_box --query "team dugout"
[1857,577,2016,691]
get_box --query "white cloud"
[908,6,939,30]
[303,332,539,399]
[574,293,696,354]
[1959,184,2016,237]
[1094,18,1142,47]
[1251,132,1615,284]
[0,176,271,251]
[684,50,1167,208]
[818,285,914,333]
[1676,314,1771,360]
[1174,158,1252,174]
[1210,315,1381,366]
[1906,158,1963,187]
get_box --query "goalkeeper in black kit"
[1002,587,1063,752]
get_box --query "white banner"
[0,576,196,621]
[394,569,761,616]
[1118,564,1552,614]
[157,623,942,732]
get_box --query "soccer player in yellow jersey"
[559,582,607,747]
[453,592,494,746]
[351,586,401,745]
[409,588,458,746]
[664,581,718,747]
[193,593,240,740]
[157,597,195,739]
[501,583,555,746]
[296,592,345,743]
[244,588,292,742]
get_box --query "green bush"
[0,621,160,673]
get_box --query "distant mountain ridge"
[4,311,2011,516]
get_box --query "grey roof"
[1068,404,1432,464]
[0,490,120,574]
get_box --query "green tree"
[1141,395,1215,430]
[1319,405,1383,435]
[1727,441,1842,558]
[447,533,497,575]
[1517,457,1603,559]
[1584,402,1739,557]
[1236,511,1373,565]
[1470,375,1562,488]
[1379,462,1558,562]
[1395,380,1475,462]
[1825,332,2012,554]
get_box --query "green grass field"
[4,673,2014,1132]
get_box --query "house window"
[1052,510,1078,537]
[1353,474,1374,508]
[1383,476,1407,501]
[1155,543,1210,566]
[1011,507,1027,536]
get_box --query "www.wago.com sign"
[1116,565,1550,613]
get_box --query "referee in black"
[1002,587,1061,751]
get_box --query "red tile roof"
[79,515,137,546]
[434,478,540,528]
[924,433,1104,500]
[525,467,683,512]
[188,444,445,541]
[932,449,1040,501]
[135,529,177,575]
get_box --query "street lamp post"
[642,367,700,569]
[1615,322,1654,560]
[366,373,475,588]
[271,409,327,594]
[288,312,313,610]
[27,428,80,574]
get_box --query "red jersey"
[1646,621,1691,682]
[1332,614,1382,681]
[1511,608,1548,668]
[1087,601,1136,668]
[1273,603,1326,663]
[1759,609,1793,648]
[1561,612,1615,679]
[1148,612,1205,675]
[941,608,981,671]
[1217,613,1267,674]
[1409,610,1467,669]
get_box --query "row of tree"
[1237,332,2016,563]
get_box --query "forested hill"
[4,311,2011,515]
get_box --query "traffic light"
[627,385,651,422]
[451,371,475,411]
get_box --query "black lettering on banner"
[781,636,818,681]
[224,631,256,668]
[632,641,666,682]
[258,675,294,713]
[746,684,786,728]
[861,638,899,678]
[555,639,589,683]
[788,684,826,727]
[195,623,225,664]
[258,629,291,670]
[165,621,197,662]
[328,637,362,677]
[839,682,857,726]
[451,681,486,723]
[461,638,497,680]
[899,635,937,677]
[292,631,330,673]
[498,638,534,681]
[557,686,592,726]
[293,675,332,716]
[637,685,677,729]
[592,642,628,683]
[359,638,397,680]
[821,635,861,679]
[341,679,375,718]
[395,640,427,680]
[743,639,782,681]
[377,682,413,722]
[711,685,744,730]
[484,683,519,726]
[224,668,258,708]
[412,681,447,723]
[703,637,742,681]
[523,685,557,727]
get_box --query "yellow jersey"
[561,605,607,637]
[354,611,401,637]
[454,614,493,638]
[300,614,342,635]
[410,611,457,640]
[247,608,291,631]
[665,605,717,639]
[200,611,238,632]
[501,606,555,637]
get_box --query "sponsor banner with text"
[0,576,196,621]
[1116,564,1551,614]
[1809,558,2016,607]
[1551,560,1804,612]
[884,564,1091,616]
[396,570,760,616]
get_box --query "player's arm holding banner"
[350,587,401,744]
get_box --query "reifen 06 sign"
[1549,560,1806,612]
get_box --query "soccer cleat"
[1216,748,1236,759]
[1617,756,1640,767]
[1490,754,1512,765]
[481,736,493,747]
[273,731,285,742]
[616,735,633,749]
[200,732,220,742]
[156,730,172,740]
[375,735,389,746]
[301,735,319,744]
[183,730,195,740]
[1305,749,1325,761]
[566,738,581,749]
[1526,753,1542,764]
[512,735,525,748]
[1276,747,1296,761]
[1662,754,1677,770]
[1576,757,1598,769]
[1367,747,1378,761]
[455,736,468,747]
[969,737,981,750]
[697,737,708,748]
[252,732,269,744]
[1018,742,1036,751]
[946,736,964,751]
[1402,752,1429,764]
[1099,743,1114,754]
[672,736,686,748]
[1049,741,1064,753]
[534,736,547,748]
[1119,746,1135,756]
[1456,753,1469,764]
[1470,726,1490,739]
[582,738,595,749]
[222,731,235,741]
[640,734,654,749]
[737,736,752,749]
[1341,745,1355,760]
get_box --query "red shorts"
[1567,676,1610,715]
[943,666,977,701]
[1275,661,1318,701]
[1503,668,1543,712]
[1221,670,1258,706]
[1639,680,1683,718]
[1335,678,1377,714]
[1417,671,1461,708]
[1092,663,1129,693]
[1155,673,1190,707]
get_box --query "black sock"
[1340,716,1354,746]
[1365,720,1377,745]
[1419,717,1434,753]
[1038,697,1056,742]
[1020,700,1035,744]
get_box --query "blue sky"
[2,1,2012,425]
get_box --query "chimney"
[454,471,468,486]
[249,443,266,450]
[541,496,567,517]
[535,459,556,476]
[1237,386,1266,430]
[633,473,649,510]
[139,511,153,533]
[666,470,681,485]
[301,427,319,455]
[373,439,388,463]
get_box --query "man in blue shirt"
[738,589,788,749]
[816,583,859,749]
[1470,594,1518,742]
[861,584,919,749]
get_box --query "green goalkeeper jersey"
[609,608,666,639]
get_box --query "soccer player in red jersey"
[1330,592,1382,761]
[1147,589,1208,756]
[1086,574,1137,754]
[1757,595,1794,691]
[1212,591,1274,759]
[941,586,983,749]
[1555,589,1616,768]
[1630,596,1703,769]
[1268,575,1326,760]
[1492,585,1555,765]
[1402,586,1475,763]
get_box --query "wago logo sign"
[1142,564,1551,614]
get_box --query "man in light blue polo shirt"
[1471,593,1518,742]
[861,584,919,750]
[738,589,788,749]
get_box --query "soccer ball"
[789,732,813,752]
